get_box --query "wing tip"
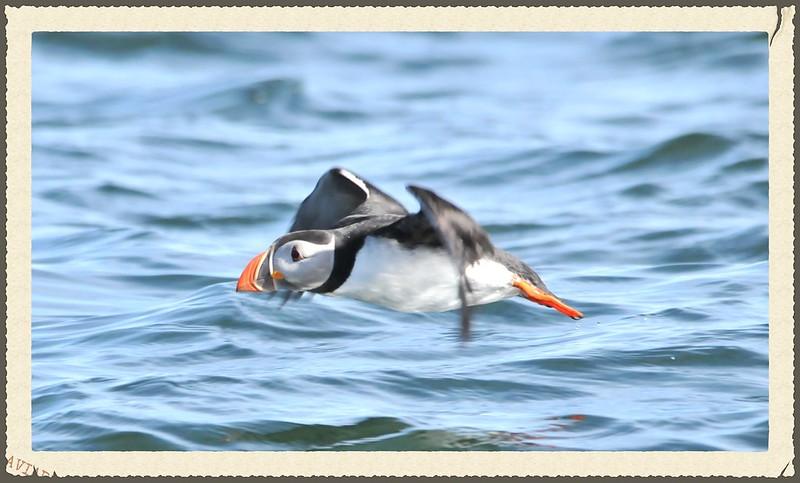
[331,167,370,197]
[406,185,437,203]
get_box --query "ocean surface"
[31,32,768,451]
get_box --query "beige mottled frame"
[5,6,795,477]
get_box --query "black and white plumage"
[237,168,583,339]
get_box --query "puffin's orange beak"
[236,251,267,292]
[513,279,583,320]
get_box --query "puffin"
[237,168,583,339]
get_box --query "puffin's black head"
[237,230,335,293]
[494,250,584,320]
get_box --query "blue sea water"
[31,32,768,451]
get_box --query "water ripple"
[32,32,768,451]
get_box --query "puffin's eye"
[291,245,303,262]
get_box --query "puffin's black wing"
[290,168,408,232]
[406,185,496,340]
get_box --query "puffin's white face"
[270,235,336,291]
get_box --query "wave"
[31,31,769,452]
[609,133,735,175]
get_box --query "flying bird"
[237,168,583,339]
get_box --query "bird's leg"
[278,290,304,309]
[278,291,293,309]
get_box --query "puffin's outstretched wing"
[406,185,496,340]
[290,168,408,232]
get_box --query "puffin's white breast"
[332,236,517,312]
